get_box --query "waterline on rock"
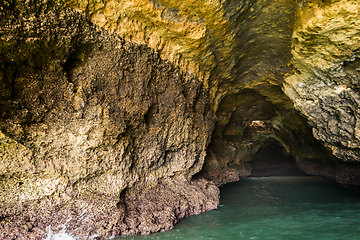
[119,176,360,240]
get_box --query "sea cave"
[1,0,360,239]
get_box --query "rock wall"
[199,0,360,190]
[283,0,360,187]
[65,0,234,105]
[0,1,218,239]
[198,0,331,186]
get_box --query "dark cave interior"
[249,138,309,177]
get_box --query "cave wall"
[283,0,360,187]
[199,0,334,186]
[249,138,308,177]
[285,0,360,161]
[199,0,360,189]
[0,1,218,239]
[1,0,360,239]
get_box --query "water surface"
[119,176,360,240]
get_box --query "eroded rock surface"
[285,0,360,162]
[0,1,217,238]
[198,0,329,186]
[284,0,360,187]
[200,0,360,190]
[1,176,218,239]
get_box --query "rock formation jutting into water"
[1,0,360,239]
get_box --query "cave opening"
[249,138,309,177]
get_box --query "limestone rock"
[281,0,360,188]
[197,0,327,185]
[284,0,360,162]
[0,1,217,238]
[1,176,219,239]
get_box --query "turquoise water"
[118,176,360,240]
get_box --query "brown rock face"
[0,1,217,239]
[1,176,219,239]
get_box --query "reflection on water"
[119,176,360,240]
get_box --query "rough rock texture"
[64,0,235,105]
[197,0,331,186]
[198,0,360,190]
[3,0,360,238]
[0,1,218,239]
[283,0,360,187]
[285,0,360,162]
[1,176,218,239]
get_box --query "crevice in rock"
[144,104,157,127]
